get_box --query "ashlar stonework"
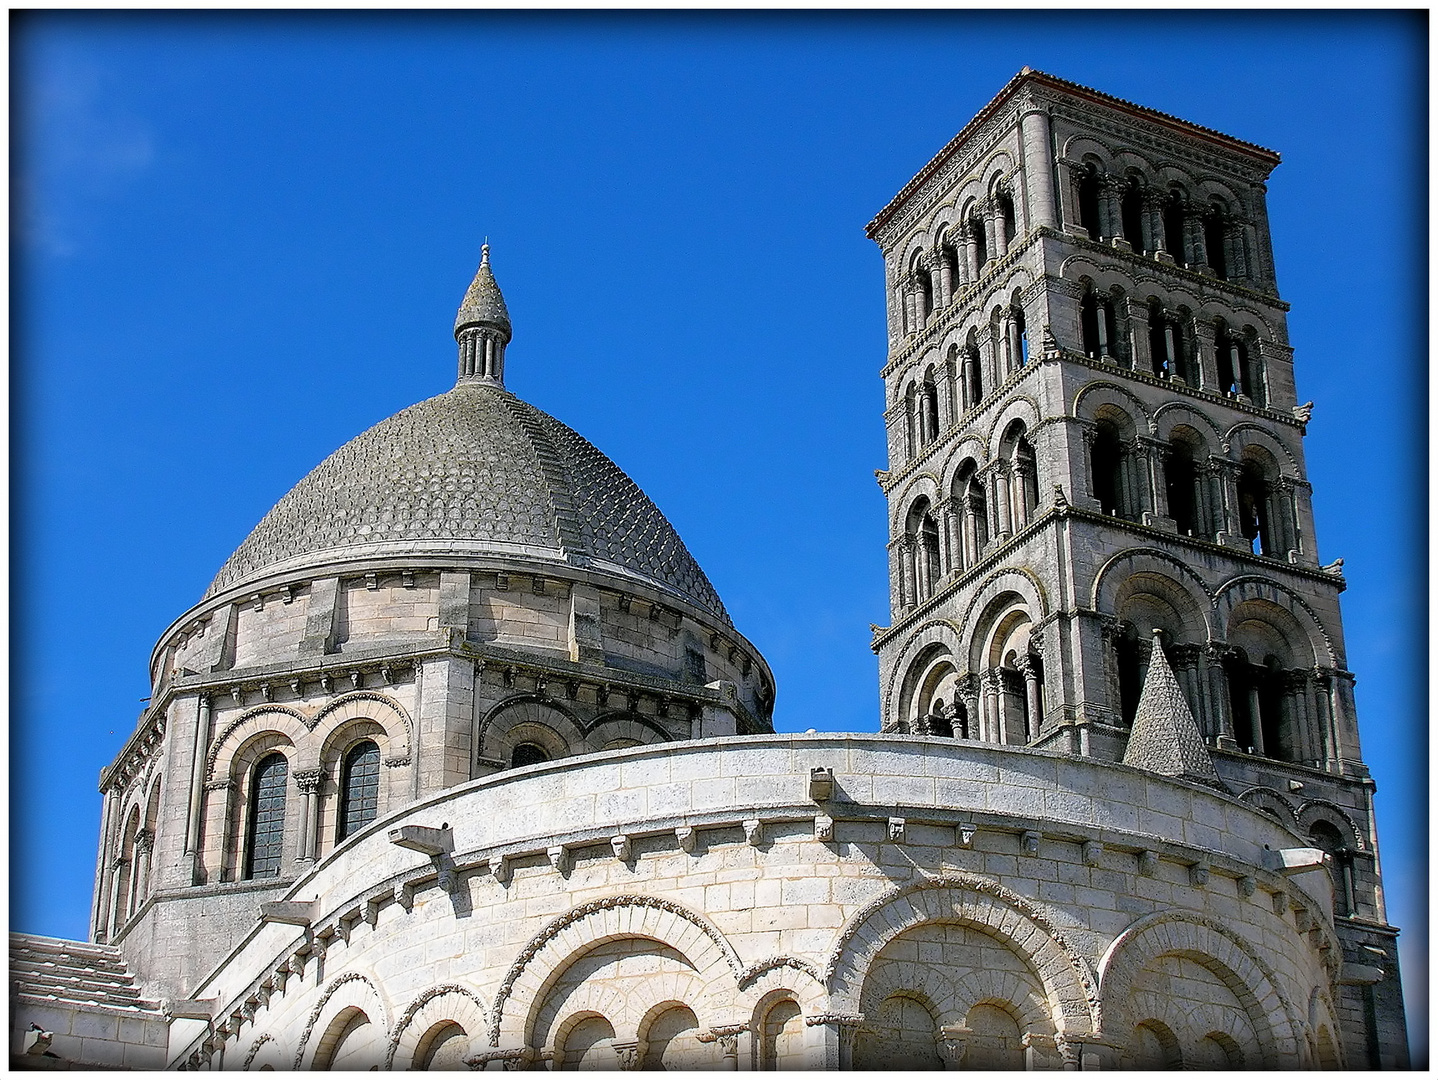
[11,69,1406,1071]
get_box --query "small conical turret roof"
[1122,629,1222,785]
[454,244,512,340]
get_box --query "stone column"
[935,248,953,309]
[1098,175,1124,243]
[1011,461,1032,531]
[1170,644,1204,736]
[936,1024,971,1069]
[1055,158,1084,231]
[983,202,1000,268]
[1139,438,1165,522]
[1227,219,1250,281]
[612,1041,641,1070]
[807,1014,863,1070]
[957,673,980,741]
[1213,460,1244,544]
[1124,296,1150,372]
[1141,187,1166,254]
[1016,654,1042,740]
[902,285,916,336]
[1191,319,1218,392]
[944,497,964,575]
[1246,679,1265,755]
[898,537,916,610]
[108,857,130,939]
[294,769,323,863]
[1284,670,1314,765]
[93,788,119,942]
[702,1025,747,1071]
[961,224,978,283]
[185,693,212,883]
[1019,108,1056,229]
[1313,669,1338,770]
[1205,644,1237,749]
[993,195,1010,260]
[1183,207,1208,269]
[133,830,154,912]
[1161,319,1178,379]
[992,463,1013,541]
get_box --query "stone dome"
[205,382,730,624]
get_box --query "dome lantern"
[454,243,512,386]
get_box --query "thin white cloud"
[18,51,156,257]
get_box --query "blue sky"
[12,10,1426,1056]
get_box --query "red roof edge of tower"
[865,68,1282,240]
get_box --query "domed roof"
[205,383,730,625]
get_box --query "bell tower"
[867,69,1406,1066]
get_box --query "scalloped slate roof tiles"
[1121,631,1220,784]
[206,384,729,625]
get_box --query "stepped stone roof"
[10,933,161,1015]
[206,383,730,625]
[1122,629,1222,785]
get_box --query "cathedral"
[11,70,1408,1069]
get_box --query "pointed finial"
[454,241,512,386]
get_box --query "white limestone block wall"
[168,735,1344,1070]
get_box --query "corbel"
[808,767,834,802]
[1189,861,1210,886]
[676,826,696,854]
[610,834,632,862]
[547,845,571,876]
[1138,850,1159,876]
[814,815,835,842]
[364,572,379,590]
[1082,840,1103,866]
[888,817,907,843]
[259,900,318,927]
[956,823,977,848]
[1020,830,1041,856]
[743,819,763,846]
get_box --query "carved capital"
[293,768,324,795]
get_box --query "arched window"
[1091,420,1128,518]
[1114,626,1143,727]
[245,753,289,879]
[1161,192,1187,263]
[961,337,983,411]
[1236,462,1274,555]
[1164,440,1200,537]
[1120,177,1146,250]
[1081,287,1117,360]
[760,998,805,1070]
[969,211,988,270]
[414,1021,469,1071]
[1204,203,1228,280]
[1148,305,1190,382]
[512,742,550,768]
[1077,167,1102,237]
[998,191,1016,250]
[337,740,380,842]
[1309,820,1357,917]
[920,374,940,445]
[954,461,987,570]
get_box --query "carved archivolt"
[206,692,411,782]
[1096,911,1301,1067]
[488,894,744,1047]
[293,969,390,1070]
[384,983,489,1069]
[823,875,1099,1034]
